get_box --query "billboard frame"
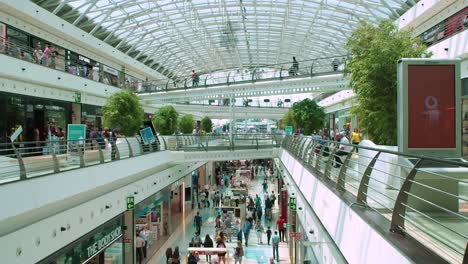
[397,58,461,158]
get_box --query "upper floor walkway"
[155,103,290,119]
[0,133,467,263]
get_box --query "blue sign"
[140,127,155,145]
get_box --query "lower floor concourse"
[147,171,291,263]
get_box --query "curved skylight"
[32,0,417,80]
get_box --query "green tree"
[201,116,213,133]
[280,110,296,129]
[102,90,144,136]
[178,114,195,134]
[291,98,325,135]
[152,106,179,135]
[345,20,431,145]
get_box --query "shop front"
[68,52,97,78]
[0,92,71,143]
[38,215,124,264]
[102,65,121,87]
[134,191,167,258]
[81,104,103,129]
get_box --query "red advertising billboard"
[407,65,456,148]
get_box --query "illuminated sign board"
[397,59,461,158]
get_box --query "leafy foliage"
[345,20,431,145]
[201,116,213,133]
[102,90,144,136]
[280,110,296,129]
[152,106,179,135]
[179,114,195,134]
[291,98,325,135]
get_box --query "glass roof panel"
[42,0,416,79]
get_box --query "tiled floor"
[147,173,291,263]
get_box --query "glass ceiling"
[32,0,417,80]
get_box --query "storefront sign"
[10,126,23,142]
[67,124,86,142]
[127,196,134,210]
[78,55,91,64]
[74,92,81,103]
[290,232,302,240]
[289,197,297,211]
[86,225,122,259]
[103,65,119,76]
[140,127,155,145]
[285,126,293,135]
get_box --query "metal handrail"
[282,135,468,263]
[167,133,281,151]
[0,36,149,91]
[0,136,162,185]
[136,55,348,93]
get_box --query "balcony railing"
[281,135,468,264]
[137,55,348,93]
[0,36,146,90]
[0,136,170,185]
[161,133,282,151]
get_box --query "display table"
[186,247,230,260]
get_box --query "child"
[266,226,272,245]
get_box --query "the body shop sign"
[86,226,122,259]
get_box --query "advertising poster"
[407,65,456,148]
[140,127,155,145]
[67,124,86,164]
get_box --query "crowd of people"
[307,124,362,168]
[163,159,288,264]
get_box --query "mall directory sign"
[397,59,461,158]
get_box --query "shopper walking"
[165,247,173,264]
[191,70,199,87]
[276,215,286,242]
[270,191,276,207]
[194,212,202,234]
[351,128,361,152]
[225,215,232,242]
[203,234,214,262]
[255,221,265,244]
[135,233,145,264]
[272,231,280,261]
[216,236,227,264]
[234,241,244,264]
[172,247,181,264]
[243,220,251,247]
[266,226,272,245]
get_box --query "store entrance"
[33,109,45,140]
